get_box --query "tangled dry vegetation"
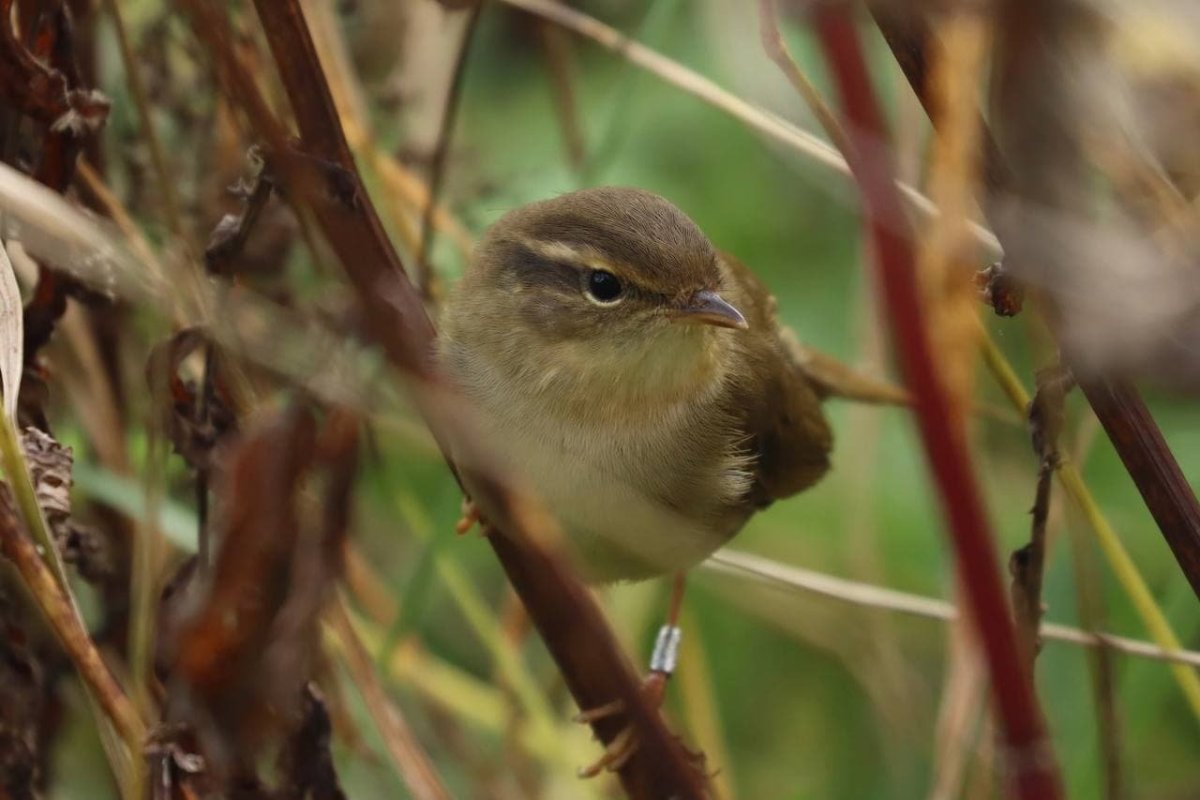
[0,0,1198,799]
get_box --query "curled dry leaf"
[160,405,356,793]
[204,149,288,278]
[0,426,113,584]
[0,0,110,133]
[20,427,114,583]
[146,328,238,471]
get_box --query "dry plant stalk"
[928,617,988,800]
[915,11,989,427]
[705,548,1200,668]
[810,6,1062,797]
[500,0,1001,257]
[328,598,450,800]
[0,487,144,749]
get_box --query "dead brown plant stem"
[1064,516,1125,800]
[0,502,144,748]
[757,0,851,158]
[1012,368,1068,666]
[536,20,587,172]
[811,7,1061,796]
[329,598,451,800]
[863,1,1009,195]
[99,0,186,242]
[499,0,1000,258]
[416,2,482,306]
[1012,461,1052,665]
[184,1,707,795]
[1078,379,1200,598]
[705,549,1200,668]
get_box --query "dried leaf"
[146,329,238,471]
[0,239,22,423]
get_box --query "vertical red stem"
[811,8,1062,798]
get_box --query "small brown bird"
[440,187,833,583]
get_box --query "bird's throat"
[529,327,731,424]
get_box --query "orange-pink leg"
[575,572,687,778]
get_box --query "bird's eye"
[584,270,623,304]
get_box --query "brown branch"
[181,1,708,796]
[1011,368,1071,665]
[203,152,275,276]
[809,7,1062,798]
[1078,379,1200,597]
[868,2,1200,601]
[0,490,144,748]
[864,0,1009,196]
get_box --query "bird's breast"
[476,382,753,581]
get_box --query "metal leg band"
[648,624,682,675]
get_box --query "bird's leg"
[575,572,687,778]
[454,496,487,536]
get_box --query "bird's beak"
[673,290,748,330]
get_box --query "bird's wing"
[720,253,833,506]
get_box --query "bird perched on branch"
[440,186,834,583]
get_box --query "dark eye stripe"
[502,242,579,293]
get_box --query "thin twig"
[536,20,587,172]
[1064,516,1125,800]
[329,597,451,800]
[1011,368,1071,665]
[497,0,1001,257]
[703,549,1200,669]
[979,329,1200,717]
[416,2,483,306]
[810,8,1061,797]
[757,0,850,158]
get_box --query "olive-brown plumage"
[440,187,831,581]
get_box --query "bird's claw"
[577,726,639,778]
[573,671,669,779]
[454,498,485,536]
[572,697,625,725]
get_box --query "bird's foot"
[573,671,669,778]
[454,497,487,536]
[574,621,682,778]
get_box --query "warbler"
[440,187,832,582]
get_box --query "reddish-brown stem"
[810,8,1062,798]
[1079,379,1200,597]
[869,2,1200,599]
[182,1,707,795]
